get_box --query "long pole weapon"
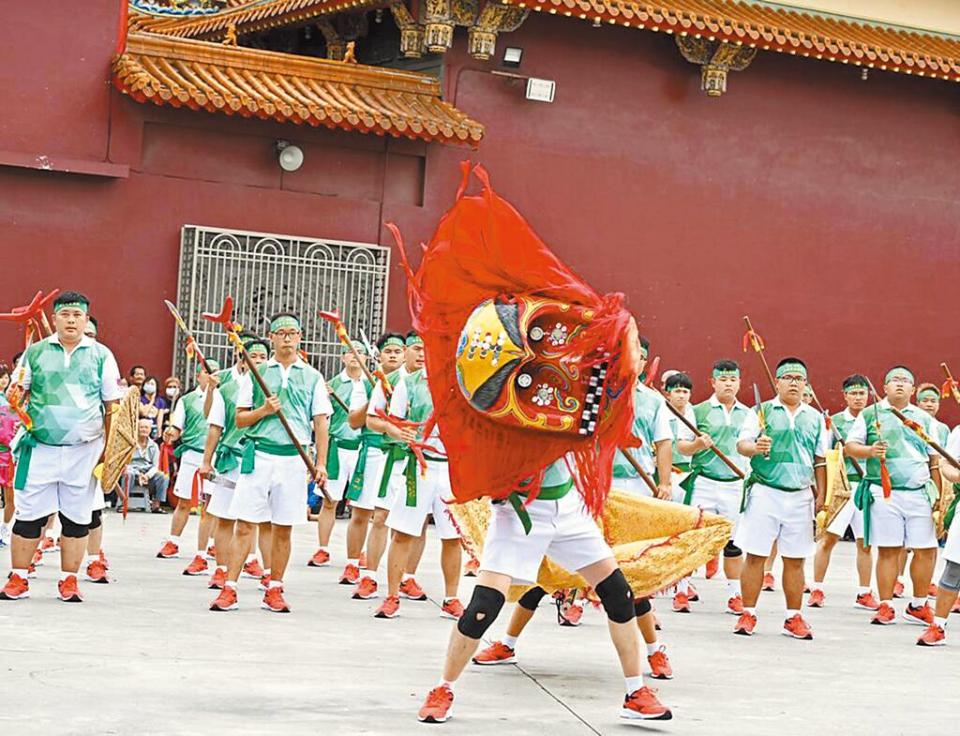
[202,297,332,504]
[658,395,745,479]
[742,315,777,394]
[164,300,216,375]
[940,362,960,407]
[618,447,659,495]
[752,383,771,458]
[864,379,894,499]
[318,310,392,400]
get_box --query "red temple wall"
[2,2,959,412]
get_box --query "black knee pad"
[634,597,652,617]
[88,509,102,531]
[517,585,548,611]
[457,585,505,639]
[595,568,635,624]
[12,514,49,539]
[59,512,89,538]
[724,540,742,558]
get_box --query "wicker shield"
[815,447,851,541]
[100,386,141,493]
[449,489,732,601]
[935,475,956,540]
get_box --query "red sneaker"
[307,549,330,567]
[417,684,454,723]
[726,594,744,615]
[928,583,938,599]
[85,559,109,584]
[40,536,56,553]
[464,558,480,577]
[57,575,83,603]
[762,572,775,591]
[0,573,29,600]
[472,641,517,665]
[182,555,208,576]
[917,623,946,647]
[241,558,264,579]
[399,577,428,600]
[156,540,179,559]
[262,586,291,613]
[208,566,227,590]
[903,603,934,626]
[258,573,271,592]
[672,591,691,613]
[210,586,238,611]
[353,576,379,600]
[32,548,43,567]
[374,595,400,619]
[26,563,36,579]
[358,551,368,569]
[855,591,881,611]
[559,603,583,627]
[647,646,673,680]
[734,611,757,636]
[782,614,813,640]
[99,550,110,570]
[807,589,825,608]
[687,583,699,602]
[339,563,360,585]
[441,598,464,620]
[622,686,672,721]
[205,544,216,560]
[705,555,720,579]
[893,580,905,598]
[871,602,896,625]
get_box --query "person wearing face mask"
[163,377,182,411]
[139,376,169,439]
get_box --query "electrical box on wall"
[525,78,556,103]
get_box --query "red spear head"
[0,291,45,323]
[317,309,342,326]
[202,296,234,326]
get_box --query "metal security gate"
[173,225,390,384]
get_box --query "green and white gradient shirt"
[237,358,332,446]
[847,399,936,490]
[613,381,672,477]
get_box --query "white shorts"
[90,477,107,512]
[670,472,689,504]
[614,477,654,497]
[867,485,937,549]
[172,450,204,502]
[480,491,612,585]
[326,446,360,502]
[689,475,742,533]
[734,483,815,559]
[14,438,103,524]
[206,466,240,520]
[350,447,400,511]
[229,451,308,526]
[826,498,865,540]
[386,461,459,539]
[944,519,960,565]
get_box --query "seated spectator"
[139,375,169,438]
[129,364,146,390]
[125,418,169,513]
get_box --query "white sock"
[217,565,227,572]
[437,679,454,691]
[786,608,801,619]
[503,634,519,649]
[84,554,96,565]
[318,546,328,553]
[45,531,55,540]
[12,568,29,579]
[196,550,206,559]
[726,580,741,596]
[268,579,282,589]
[169,535,181,546]
[645,642,661,656]
[624,675,644,695]
[677,578,690,594]
[402,573,415,582]
[812,584,824,593]
[225,580,237,589]
[857,586,871,595]
[347,558,359,568]
[443,596,458,604]
[911,597,926,608]
[935,616,948,628]
[881,599,892,606]
[245,553,257,563]
[262,568,271,577]
[744,607,757,616]
[59,571,74,581]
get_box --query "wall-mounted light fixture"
[276,140,304,172]
[502,46,523,68]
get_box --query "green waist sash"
[345,434,387,502]
[740,473,808,513]
[13,432,37,491]
[173,443,206,459]
[214,444,243,474]
[507,478,576,535]
[240,439,304,474]
[326,435,361,480]
[855,479,937,546]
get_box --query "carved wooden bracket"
[390,0,527,60]
[675,36,757,97]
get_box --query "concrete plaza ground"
[0,512,956,736]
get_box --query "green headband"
[197,358,221,375]
[85,323,98,337]
[918,387,940,400]
[843,383,867,393]
[54,301,88,314]
[344,340,366,355]
[776,362,808,379]
[712,369,740,379]
[885,368,914,384]
[380,336,404,349]
[405,334,423,347]
[639,346,649,360]
[270,315,301,332]
[246,342,268,357]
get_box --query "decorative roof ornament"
[130,0,224,16]
[675,36,757,97]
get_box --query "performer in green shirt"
[734,357,828,640]
[1,291,123,604]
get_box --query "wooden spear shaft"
[659,396,745,479]
[743,315,777,394]
[617,448,659,495]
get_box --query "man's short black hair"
[238,329,260,342]
[665,372,693,391]
[11,351,23,366]
[842,374,869,391]
[129,364,145,376]
[639,335,650,352]
[53,291,90,310]
[406,330,420,342]
[87,315,98,330]
[776,357,807,371]
[713,359,739,373]
[377,331,405,349]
